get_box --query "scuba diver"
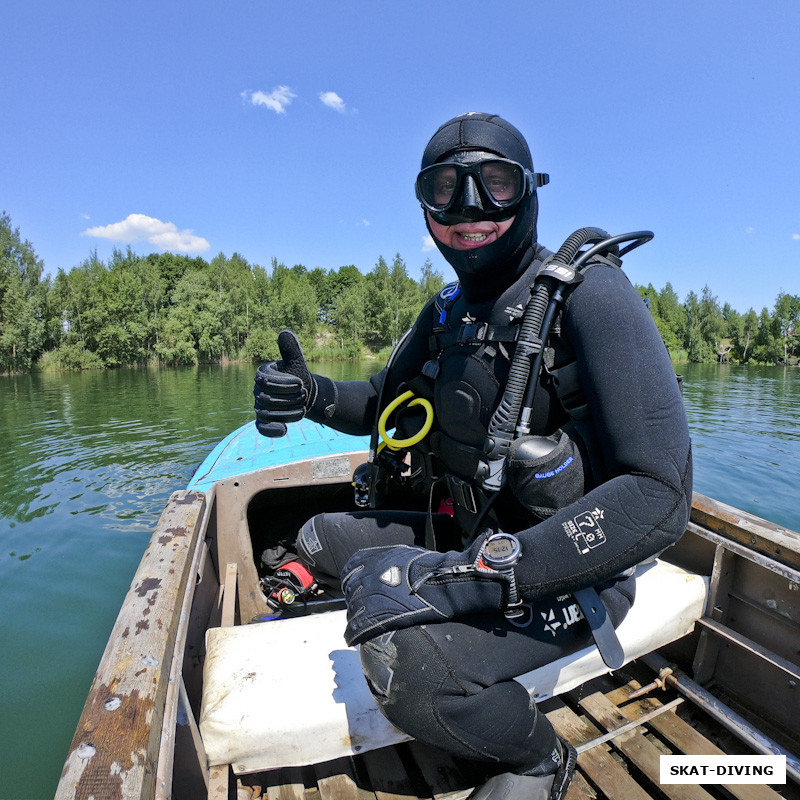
[253,113,693,800]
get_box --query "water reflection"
[680,363,799,530]
[0,365,256,529]
[1,361,796,532]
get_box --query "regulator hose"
[553,226,612,267]
[478,228,653,492]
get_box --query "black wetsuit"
[296,249,693,773]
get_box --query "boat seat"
[199,559,708,774]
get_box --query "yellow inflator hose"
[378,390,433,450]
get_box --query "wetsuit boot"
[467,739,577,800]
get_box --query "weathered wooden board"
[691,493,800,570]
[611,684,784,800]
[55,490,207,800]
[315,757,375,800]
[579,691,715,800]
[264,767,306,800]
[547,705,654,800]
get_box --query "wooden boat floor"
[232,669,798,800]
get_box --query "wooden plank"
[237,781,263,800]
[576,699,684,754]
[566,773,595,800]
[691,493,800,571]
[55,490,207,800]
[547,706,654,800]
[691,545,736,684]
[171,679,209,799]
[265,767,306,800]
[206,562,238,800]
[579,692,715,800]
[208,564,234,800]
[208,764,231,799]
[613,687,785,800]
[214,477,269,625]
[318,772,365,800]
[315,757,375,800]
[221,562,238,628]
[157,506,213,800]
[697,617,800,681]
[208,581,226,630]
[182,536,218,716]
[644,711,784,800]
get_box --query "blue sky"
[2,0,798,314]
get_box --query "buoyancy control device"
[356,228,654,530]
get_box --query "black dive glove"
[254,330,319,437]
[341,534,517,646]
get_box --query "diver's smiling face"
[426,212,515,250]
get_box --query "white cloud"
[82,213,210,254]
[361,219,371,227]
[244,85,297,114]
[793,233,800,240]
[422,235,436,252]
[319,91,347,113]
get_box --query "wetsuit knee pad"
[359,627,449,724]
[360,626,556,771]
[359,632,400,704]
[359,627,486,758]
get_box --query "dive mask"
[416,150,548,225]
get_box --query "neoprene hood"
[420,113,545,299]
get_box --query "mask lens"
[419,165,459,209]
[480,160,522,204]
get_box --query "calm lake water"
[1,361,798,799]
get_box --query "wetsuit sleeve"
[305,299,435,436]
[513,265,693,599]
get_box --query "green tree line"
[637,282,799,366]
[1,211,444,372]
[1,211,798,373]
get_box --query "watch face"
[484,534,520,567]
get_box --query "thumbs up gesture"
[253,330,317,437]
